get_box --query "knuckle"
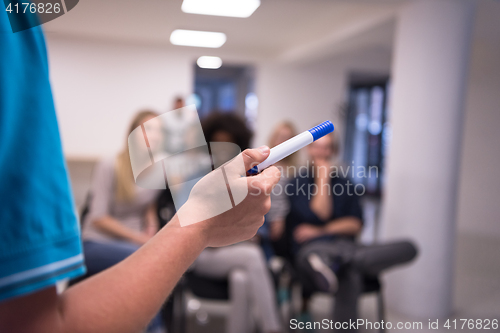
[242,149,258,165]
[242,148,252,158]
[268,166,281,178]
[250,178,262,190]
[261,180,273,194]
[263,198,271,213]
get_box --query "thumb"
[242,146,270,171]
[224,146,270,176]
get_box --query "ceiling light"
[181,0,260,18]
[197,56,222,69]
[170,29,226,48]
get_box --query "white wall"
[46,36,392,161]
[255,61,344,149]
[457,3,500,238]
[380,0,476,319]
[46,36,193,159]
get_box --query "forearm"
[0,216,206,333]
[323,217,362,236]
[0,146,280,333]
[93,216,147,244]
[61,216,204,332]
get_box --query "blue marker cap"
[308,120,334,141]
[248,166,259,175]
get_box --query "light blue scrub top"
[0,8,85,302]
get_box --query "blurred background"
[42,0,499,331]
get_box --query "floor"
[376,232,500,333]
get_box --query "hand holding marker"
[248,121,334,175]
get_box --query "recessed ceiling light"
[197,56,223,69]
[170,29,227,48]
[181,0,260,18]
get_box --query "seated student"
[259,121,298,260]
[190,112,283,333]
[81,110,164,332]
[82,110,162,275]
[286,132,417,331]
[0,14,281,331]
[285,132,363,325]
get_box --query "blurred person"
[164,96,197,153]
[0,12,281,333]
[267,121,298,241]
[290,132,362,251]
[259,121,298,259]
[286,133,416,331]
[81,110,162,266]
[201,111,253,149]
[173,96,184,110]
[81,110,162,274]
[190,112,283,333]
[286,132,363,327]
[80,111,166,332]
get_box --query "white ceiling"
[43,0,405,62]
[44,0,500,64]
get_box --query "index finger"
[253,165,281,194]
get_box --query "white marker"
[248,120,334,175]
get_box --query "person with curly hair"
[189,112,283,333]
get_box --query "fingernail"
[258,145,270,155]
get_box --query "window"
[194,65,255,123]
[344,74,390,196]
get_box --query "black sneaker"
[307,253,338,293]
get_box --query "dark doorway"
[344,73,391,196]
[193,65,255,122]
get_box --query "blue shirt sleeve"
[0,10,85,302]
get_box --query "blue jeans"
[83,240,139,276]
[83,240,164,332]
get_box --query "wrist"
[162,215,210,250]
[321,225,330,236]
